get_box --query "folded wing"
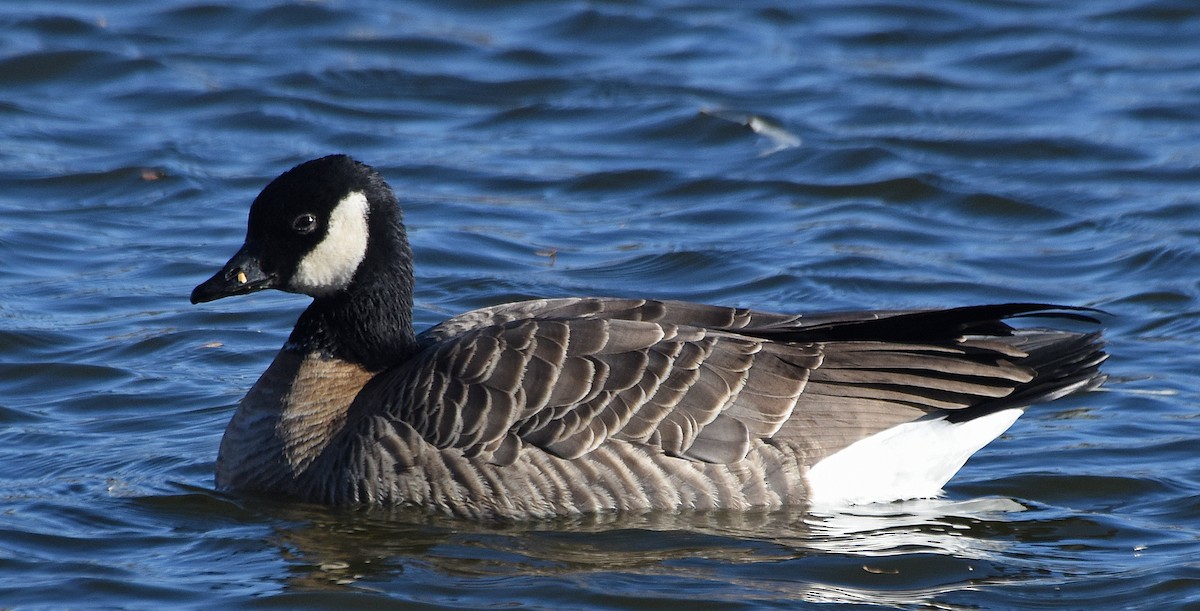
[359,298,1105,468]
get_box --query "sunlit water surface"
[2,0,1199,607]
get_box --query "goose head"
[190,155,405,304]
[191,155,417,369]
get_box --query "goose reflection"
[260,498,1027,606]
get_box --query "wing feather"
[359,299,1103,470]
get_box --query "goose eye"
[291,213,317,234]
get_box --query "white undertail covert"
[805,408,1024,508]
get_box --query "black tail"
[944,328,1107,422]
[746,302,1108,422]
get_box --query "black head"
[192,155,418,368]
[191,155,397,304]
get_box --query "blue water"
[2,0,1199,607]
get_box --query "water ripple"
[1,0,1199,607]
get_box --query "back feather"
[358,299,1106,470]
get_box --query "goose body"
[192,155,1107,520]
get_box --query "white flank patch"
[805,408,1023,508]
[292,191,370,296]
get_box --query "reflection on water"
[246,496,1031,606]
[801,497,1022,557]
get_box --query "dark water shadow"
[129,487,1043,607]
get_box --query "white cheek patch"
[292,191,370,296]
